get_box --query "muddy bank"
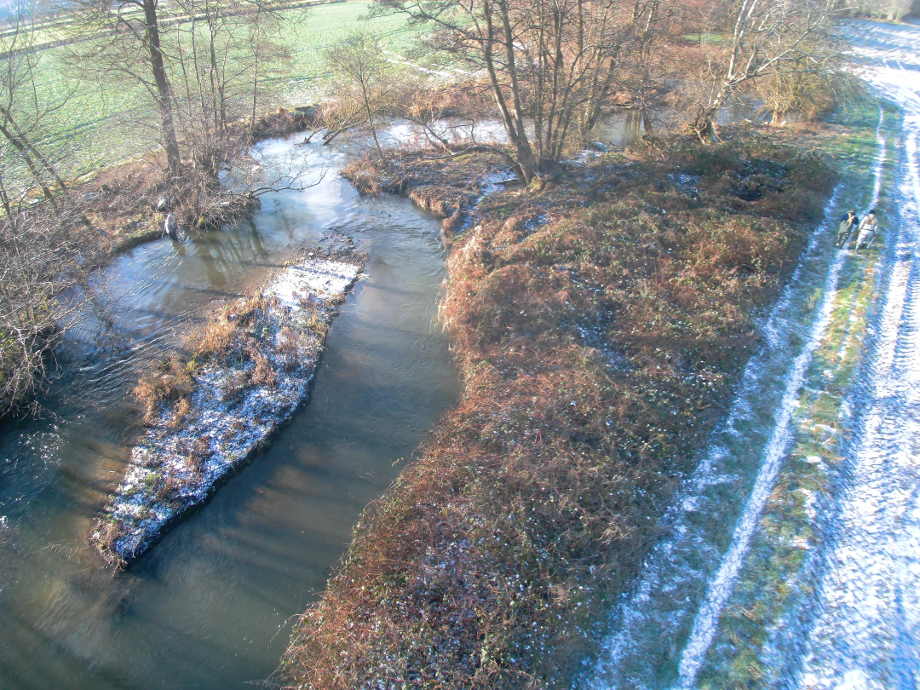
[90,251,362,569]
[281,132,840,687]
[341,150,512,238]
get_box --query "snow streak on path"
[674,110,886,687]
[794,21,920,689]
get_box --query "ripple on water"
[0,121,461,690]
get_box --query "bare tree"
[242,3,292,130]
[324,31,398,163]
[754,48,845,125]
[616,0,672,135]
[378,0,639,183]
[0,176,84,416]
[170,0,245,177]
[686,0,838,142]
[0,13,75,208]
[71,0,182,173]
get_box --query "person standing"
[836,210,859,248]
[854,209,880,251]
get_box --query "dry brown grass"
[169,396,191,428]
[90,517,128,570]
[133,294,286,423]
[281,135,836,688]
[250,350,277,387]
[133,355,195,425]
[194,316,239,358]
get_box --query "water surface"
[0,130,459,689]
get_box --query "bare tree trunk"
[0,120,59,209]
[360,79,386,163]
[143,0,182,174]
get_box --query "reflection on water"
[0,128,459,689]
[379,110,652,153]
[596,108,648,147]
[0,107,752,688]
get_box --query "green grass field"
[1,0,416,185]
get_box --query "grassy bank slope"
[280,133,836,687]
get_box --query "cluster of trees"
[0,0,879,413]
[0,0,875,222]
[0,0,298,414]
[72,0,292,181]
[1,13,87,414]
[359,0,844,183]
[0,0,295,209]
[0,196,83,415]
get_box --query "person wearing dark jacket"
[835,209,859,248]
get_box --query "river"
[0,107,702,687]
[0,128,460,689]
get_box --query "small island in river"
[90,251,363,569]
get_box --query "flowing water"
[0,34,899,687]
[0,127,461,689]
[0,99,653,690]
[587,20,920,689]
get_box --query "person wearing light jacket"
[854,209,880,251]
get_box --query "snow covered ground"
[793,20,920,689]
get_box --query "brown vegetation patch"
[342,150,508,238]
[250,105,319,140]
[133,355,195,426]
[281,135,836,687]
[132,294,278,424]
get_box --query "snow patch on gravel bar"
[90,256,362,568]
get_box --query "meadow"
[0,0,416,185]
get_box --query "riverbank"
[90,249,363,569]
[280,123,842,685]
[0,117,458,688]
[81,107,320,255]
[342,150,512,238]
[0,107,318,422]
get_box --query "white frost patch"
[92,256,361,565]
[792,22,920,687]
[264,258,360,306]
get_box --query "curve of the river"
[0,127,460,689]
